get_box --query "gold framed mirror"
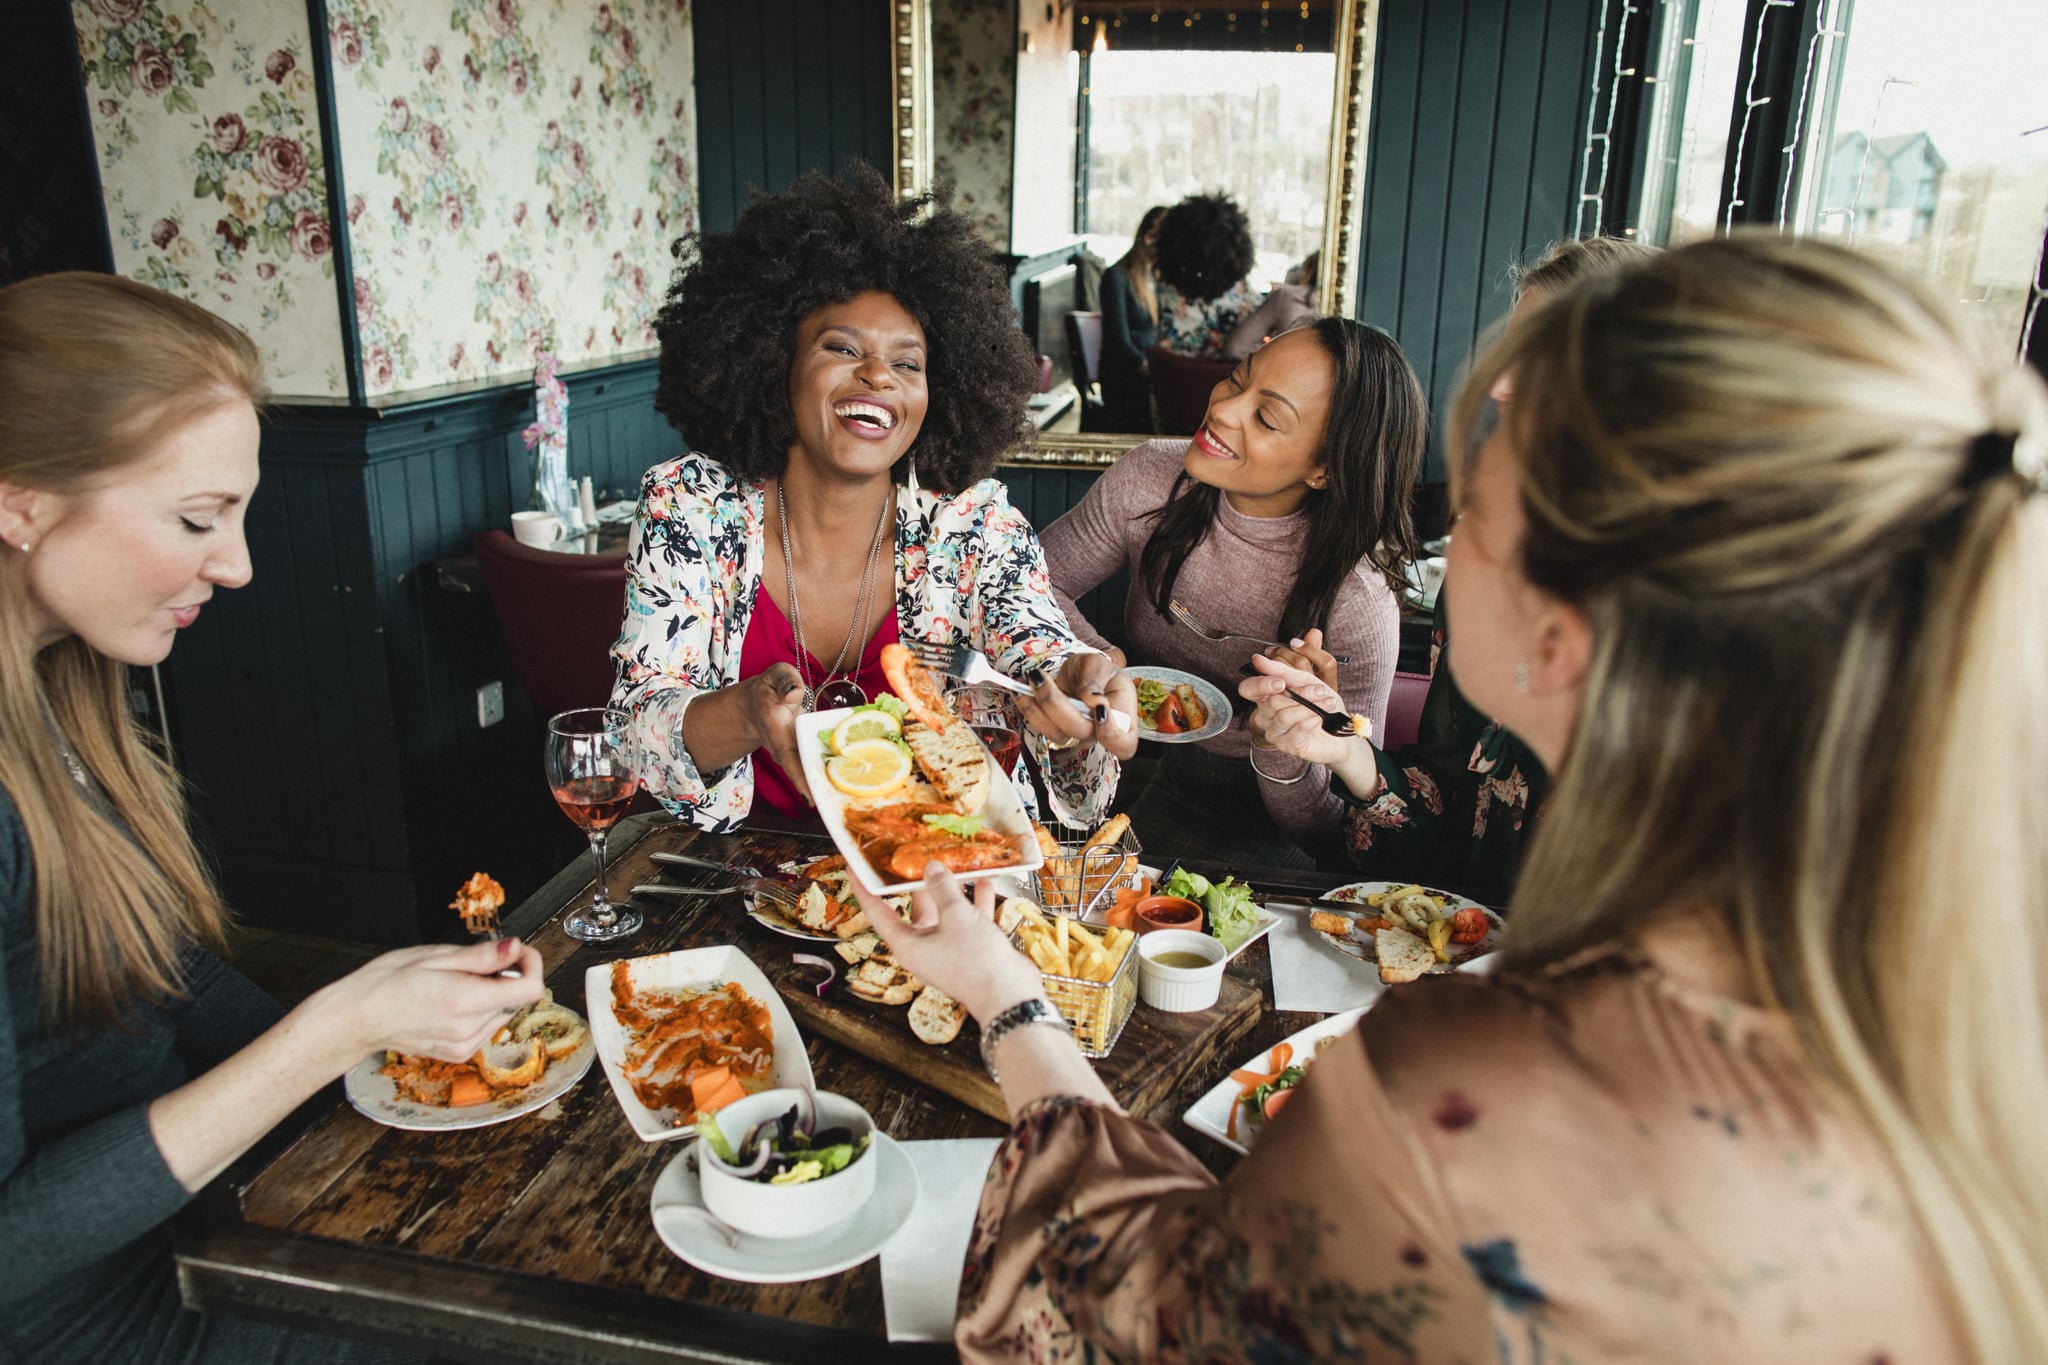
[890,0,1379,466]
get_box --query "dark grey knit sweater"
[0,785,410,1364]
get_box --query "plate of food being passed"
[1308,882,1503,983]
[1126,666,1230,744]
[795,643,1045,897]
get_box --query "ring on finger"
[1048,734,1082,751]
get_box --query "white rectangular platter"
[794,706,1044,897]
[584,944,816,1144]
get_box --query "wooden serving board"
[753,936,1264,1123]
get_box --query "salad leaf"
[1202,876,1259,952]
[867,694,909,721]
[922,812,986,838]
[1161,867,1212,902]
[693,1111,735,1164]
[768,1159,825,1186]
[1134,678,1171,722]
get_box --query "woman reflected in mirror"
[1042,318,1425,867]
[620,165,1136,834]
[1096,204,1168,432]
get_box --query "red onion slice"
[792,953,836,998]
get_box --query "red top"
[737,584,900,820]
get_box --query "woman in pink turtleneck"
[1042,318,1426,868]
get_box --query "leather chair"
[1381,670,1432,751]
[1147,346,1234,436]
[473,529,629,718]
[1065,310,1103,393]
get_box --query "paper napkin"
[881,1138,1002,1342]
[1265,907,1387,1015]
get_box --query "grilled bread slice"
[908,986,966,1045]
[902,718,992,813]
[1374,925,1438,985]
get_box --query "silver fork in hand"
[1169,599,1351,665]
[908,641,1133,732]
[1237,662,1359,737]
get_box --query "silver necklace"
[776,479,892,712]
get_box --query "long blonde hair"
[1118,205,1169,327]
[0,273,266,1029]
[1454,236,2048,1359]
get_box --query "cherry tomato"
[1155,694,1188,734]
[1450,904,1490,945]
[1263,1087,1294,1121]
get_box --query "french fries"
[1032,816,1142,915]
[1007,896,1138,1054]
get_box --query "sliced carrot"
[700,1074,749,1113]
[688,1065,734,1110]
[447,1073,493,1107]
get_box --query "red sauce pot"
[1132,894,1203,936]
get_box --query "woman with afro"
[613,166,1136,831]
[1152,192,1310,362]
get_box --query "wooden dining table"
[173,815,1352,1363]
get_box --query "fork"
[909,641,1134,732]
[1237,662,1358,737]
[1168,600,1351,665]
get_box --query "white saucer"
[649,1132,921,1283]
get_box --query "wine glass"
[545,707,643,942]
[946,684,1041,817]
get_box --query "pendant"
[815,677,868,710]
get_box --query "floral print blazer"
[612,453,1118,831]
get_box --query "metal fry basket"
[1027,825,1145,920]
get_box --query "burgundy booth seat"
[1147,345,1234,437]
[1381,669,1432,752]
[473,529,630,719]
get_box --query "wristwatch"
[979,997,1071,1082]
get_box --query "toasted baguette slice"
[849,958,918,1006]
[833,907,873,939]
[793,883,836,933]
[908,987,966,1045]
[1374,926,1438,985]
[510,1002,588,1062]
[835,931,882,964]
[903,718,993,813]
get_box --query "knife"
[649,851,820,890]
[1261,895,1386,916]
[629,882,740,899]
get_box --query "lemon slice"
[824,738,912,799]
[831,708,902,754]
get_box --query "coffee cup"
[511,511,564,547]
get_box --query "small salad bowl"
[1137,929,1227,1012]
[1132,894,1203,936]
[696,1088,878,1240]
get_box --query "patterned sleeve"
[956,1027,1491,1362]
[1338,602,1467,878]
[944,480,1119,827]
[610,458,756,832]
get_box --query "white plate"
[585,945,816,1143]
[743,861,839,942]
[1127,666,1231,744]
[649,1132,920,1283]
[1182,1007,1369,1156]
[1069,866,1277,962]
[344,1029,596,1132]
[795,706,1044,896]
[1310,881,1502,972]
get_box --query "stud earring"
[1514,661,1530,694]
[15,539,29,554]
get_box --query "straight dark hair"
[1139,318,1426,640]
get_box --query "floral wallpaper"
[74,0,349,397]
[931,0,1014,251]
[74,0,698,401]
[331,0,697,396]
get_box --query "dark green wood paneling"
[997,463,1132,655]
[692,0,894,232]
[1358,0,1600,480]
[161,361,680,944]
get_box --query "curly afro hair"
[652,164,1036,493]
[1154,192,1255,303]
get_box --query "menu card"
[881,1138,1002,1342]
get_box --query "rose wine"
[553,774,635,831]
[972,723,1022,773]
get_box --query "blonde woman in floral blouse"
[851,237,2048,1362]
[615,168,1136,830]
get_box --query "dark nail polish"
[1093,703,1108,722]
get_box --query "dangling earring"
[1514,661,1530,694]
